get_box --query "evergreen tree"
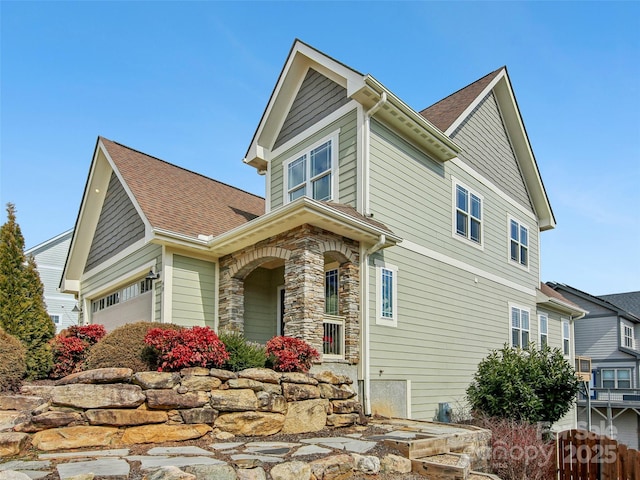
[0,203,55,379]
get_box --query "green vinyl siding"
[244,266,284,344]
[366,107,540,419]
[172,255,216,328]
[270,108,358,210]
[368,247,537,420]
[369,119,539,289]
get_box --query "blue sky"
[1,1,638,295]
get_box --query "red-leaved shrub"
[50,324,107,379]
[144,326,229,372]
[265,336,320,372]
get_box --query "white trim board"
[399,239,536,296]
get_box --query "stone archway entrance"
[218,224,360,364]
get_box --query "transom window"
[92,277,153,313]
[511,306,530,348]
[538,314,548,349]
[509,219,529,267]
[623,324,634,348]
[601,368,631,389]
[285,134,337,203]
[455,183,482,244]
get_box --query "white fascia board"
[536,290,588,318]
[360,76,460,161]
[206,197,401,257]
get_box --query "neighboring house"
[61,39,579,424]
[547,283,640,448]
[26,229,78,333]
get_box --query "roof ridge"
[99,136,264,201]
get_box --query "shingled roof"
[539,282,583,310]
[599,291,640,318]
[100,137,265,239]
[419,67,505,132]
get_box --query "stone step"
[411,452,470,479]
[383,435,450,459]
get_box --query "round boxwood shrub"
[0,328,27,392]
[219,332,267,372]
[85,322,182,372]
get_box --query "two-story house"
[26,229,78,333]
[61,39,576,424]
[547,283,640,448]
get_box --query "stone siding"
[219,224,361,363]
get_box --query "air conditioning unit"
[575,356,592,382]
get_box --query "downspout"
[361,93,388,417]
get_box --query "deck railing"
[579,388,640,403]
[323,314,345,359]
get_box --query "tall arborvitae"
[0,203,55,379]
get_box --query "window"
[511,306,530,348]
[376,263,398,326]
[538,314,548,349]
[325,268,339,316]
[562,320,570,356]
[601,368,631,389]
[509,219,529,267]
[49,314,60,325]
[454,182,482,244]
[92,277,154,313]
[284,133,337,204]
[623,324,634,348]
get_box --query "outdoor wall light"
[71,304,81,313]
[145,269,160,281]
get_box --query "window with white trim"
[284,133,337,204]
[623,324,634,349]
[454,182,482,244]
[509,218,529,267]
[376,263,398,326]
[325,268,339,316]
[562,320,570,356]
[511,306,530,348]
[538,314,548,349]
[49,314,60,325]
[601,368,631,389]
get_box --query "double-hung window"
[601,368,631,389]
[284,133,337,204]
[509,218,529,267]
[623,324,634,349]
[511,305,530,348]
[376,263,398,327]
[538,314,548,349]
[454,182,482,245]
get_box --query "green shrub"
[219,332,267,372]
[466,343,580,425]
[85,322,182,372]
[0,329,26,392]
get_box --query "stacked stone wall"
[0,367,364,454]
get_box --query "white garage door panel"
[92,292,153,331]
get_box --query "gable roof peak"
[419,66,506,132]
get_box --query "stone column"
[217,270,245,334]
[283,237,325,356]
[340,262,360,364]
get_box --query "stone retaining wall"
[0,367,364,455]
